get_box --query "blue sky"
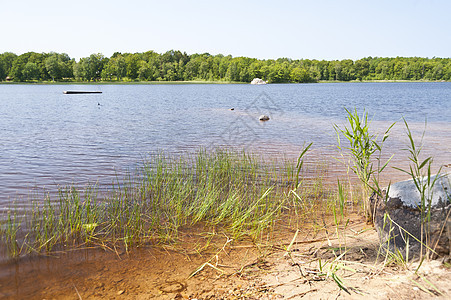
[1,0,450,60]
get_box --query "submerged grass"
[1,147,344,258]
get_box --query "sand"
[0,213,450,299]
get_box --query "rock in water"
[251,78,267,85]
[369,172,450,258]
[259,115,270,121]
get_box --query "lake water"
[1,82,450,213]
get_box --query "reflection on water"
[0,83,450,214]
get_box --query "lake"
[1,82,450,213]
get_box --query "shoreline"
[1,79,449,85]
[0,80,245,85]
[1,212,449,299]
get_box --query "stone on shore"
[251,78,267,85]
[369,172,450,258]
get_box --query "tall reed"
[393,119,443,261]
[335,108,394,222]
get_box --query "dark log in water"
[63,91,102,94]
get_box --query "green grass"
[335,108,395,221]
[1,147,345,258]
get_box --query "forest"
[0,50,450,83]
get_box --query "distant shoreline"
[319,79,450,83]
[0,80,244,85]
[1,79,449,85]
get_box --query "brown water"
[0,225,267,299]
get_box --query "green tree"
[199,59,211,79]
[125,53,141,80]
[375,60,390,80]
[393,59,407,79]
[430,62,444,80]
[0,52,17,80]
[116,56,127,80]
[226,60,239,81]
[75,53,106,81]
[354,59,369,80]
[338,59,355,81]
[1,50,450,83]
[45,53,62,80]
[138,61,152,80]
[22,62,40,80]
[73,59,85,80]
[267,62,291,83]
[28,52,50,80]
[101,55,126,80]
[444,61,451,80]
[218,56,231,80]
[10,53,34,81]
[101,60,115,80]
[290,67,315,83]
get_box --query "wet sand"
[1,214,450,299]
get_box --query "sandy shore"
[1,213,449,299]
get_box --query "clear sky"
[1,0,450,61]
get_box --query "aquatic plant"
[1,147,342,258]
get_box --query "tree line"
[0,50,450,83]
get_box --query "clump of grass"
[2,147,341,259]
[3,210,20,257]
[392,119,444,262]
[334,108,395,222]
